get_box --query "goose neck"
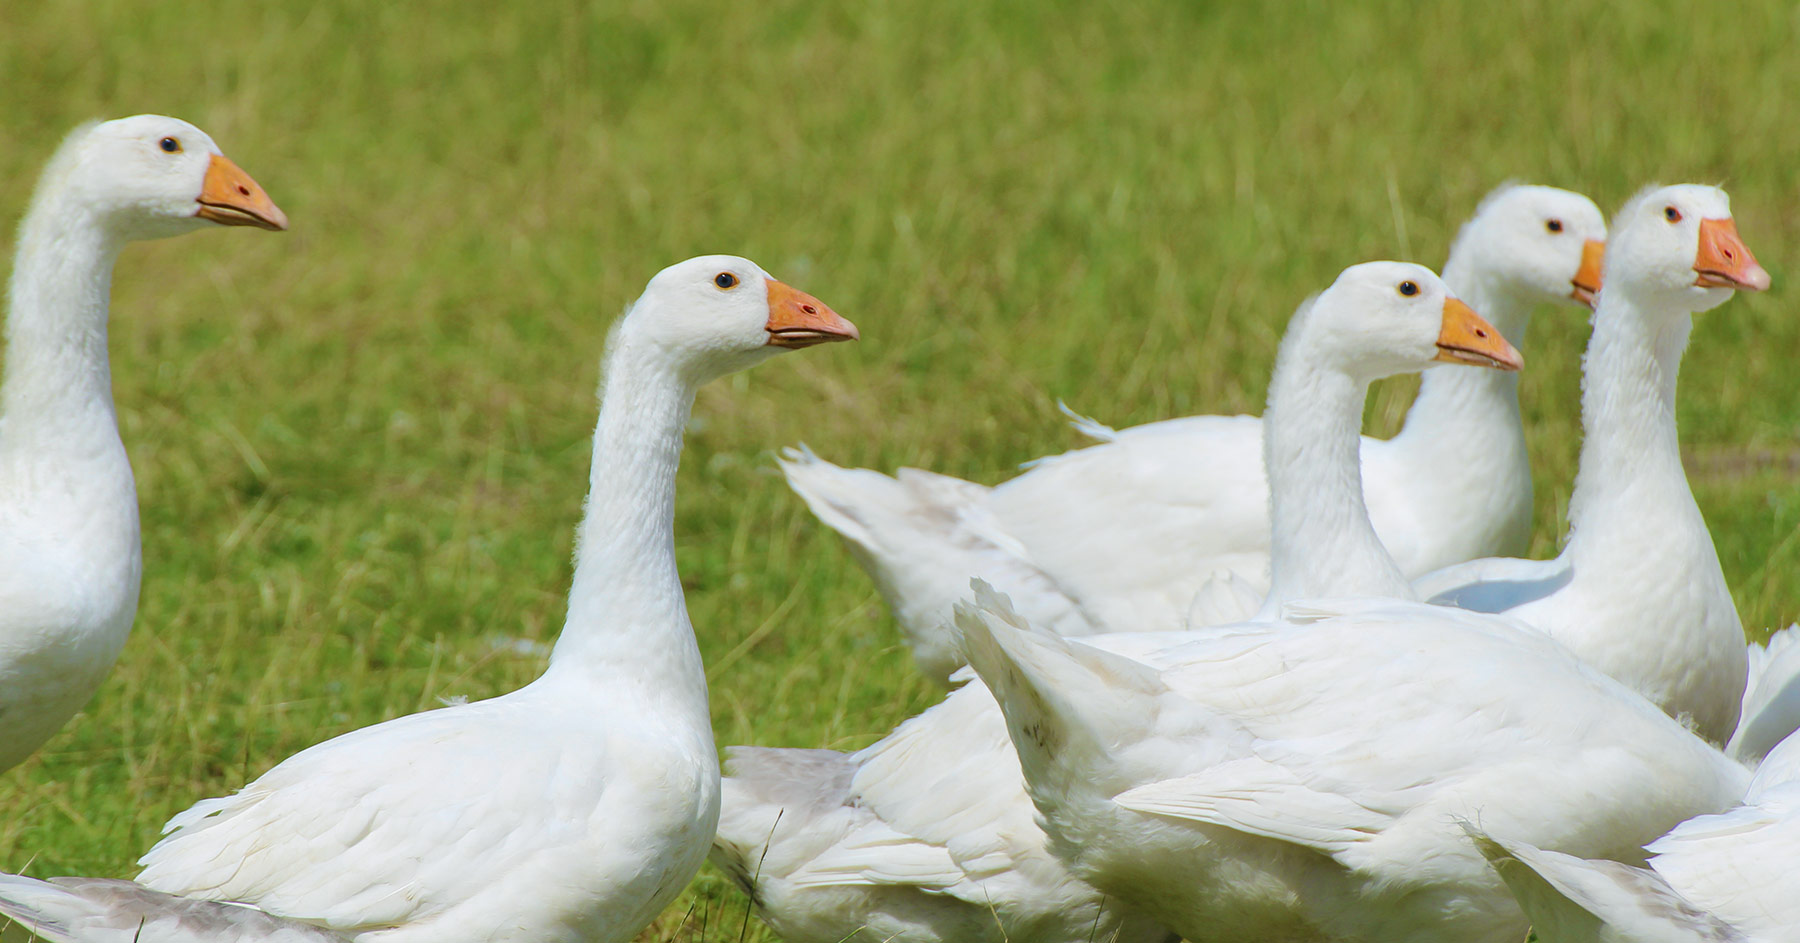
[549,332,708,713]
[1563,289,1694,552]
[2,193,126,459]
[1259,351,1415,613]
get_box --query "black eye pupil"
[159,137,179,153]
[1400,281,1418,296]
[1547,220,1562,232]
[1665,207,1680,222]
[715,273,737,289]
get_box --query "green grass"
[1,0,1797,938]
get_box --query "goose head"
[1455,184,1607,308]
[57,115,287,241]
[1606,184,1770,313]
[624,255,858,383]
[1301,261,1522,383]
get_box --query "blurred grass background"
[0,0,1796,938]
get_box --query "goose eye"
[159,137,182,153]
[1664,206,1682,223]
[1398,281,1419,297]
[1546,219,1563,233]
[714,272,739,290]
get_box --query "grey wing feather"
[0,874,346,943]
[721,746,858,817]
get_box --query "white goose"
[0,256,857,943]
[1416,185,1770,744]
[0,115,285,775]
[1471,729,1800,942]
[710,262,1526,943]
[783,184,1605,681]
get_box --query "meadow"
[1,0,1797,938]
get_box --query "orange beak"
[765,279,858,349]
[195,153,288,231]
[1571,239,1604,308]
[1434,296,1522,372]
[1693,217,1770,291]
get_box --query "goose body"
[712,262,1528,943]
[960,589,1749,943]
[0,256,857,943]
[1416,185,1770,743]
[785,184,1605,681]
[1471,730,1800,942]
[0,116,285,774]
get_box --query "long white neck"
[1259,345,1416,615]
[2,188,129,472]
[1389,253,1528,453]
[545,328,708,723]
[1561,287,1699,563]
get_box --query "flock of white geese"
[0,115,1789,943]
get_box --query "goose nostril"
[801,304,817,314]
[237,185,250,196]
[1475,329,1488,338]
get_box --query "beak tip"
[1493,341,1525,373]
